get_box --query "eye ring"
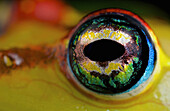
[67,8,158,99]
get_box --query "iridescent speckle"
[68,9,156,94]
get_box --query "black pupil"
[83,39,125,62]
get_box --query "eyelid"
[58,8,161,100]
[54,9,170,105]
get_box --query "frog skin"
[0,1,170,111]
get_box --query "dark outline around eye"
[66,8,158,99]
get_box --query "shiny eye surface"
[67,9,157,96]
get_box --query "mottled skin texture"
[0,1,170,111]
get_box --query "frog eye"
[67,9,157,98]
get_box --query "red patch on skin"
[14,0,67,24]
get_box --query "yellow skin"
[0,2,170,111]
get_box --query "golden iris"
[67,9,156,95]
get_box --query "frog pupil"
[83,39,125,62]
[68,9,156,95]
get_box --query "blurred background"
[0,1,170,111]
[0,0,170,53]
[0,0,170,32]
[0,0,169,33]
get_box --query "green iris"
[68,9,156,94]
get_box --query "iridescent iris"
[68,9,156,95]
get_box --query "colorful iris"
[67,9,156,95]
